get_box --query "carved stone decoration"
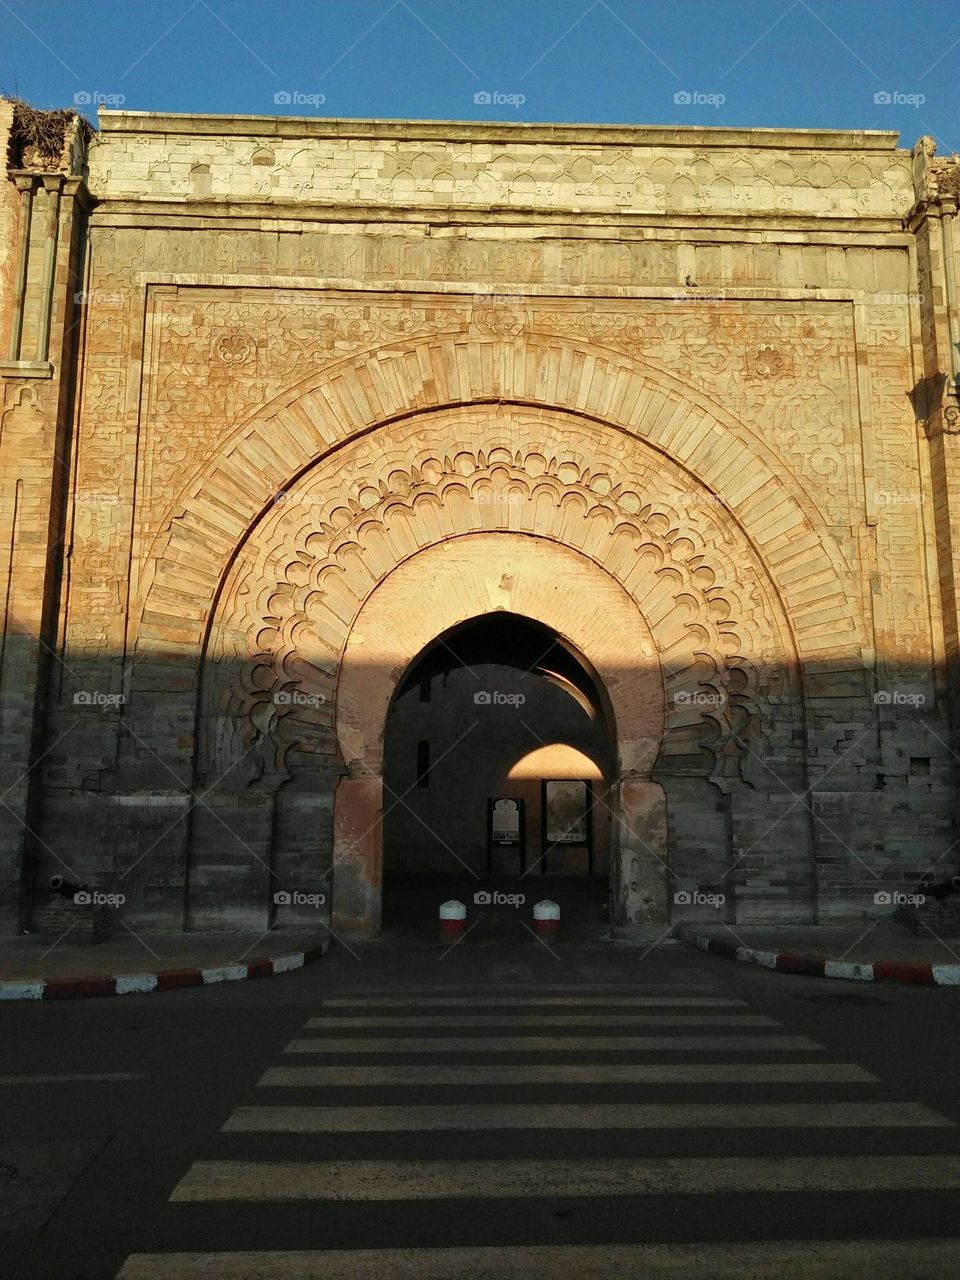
[747,344,787,380]
[214,331,253,364]
[139,292,861,558]
[88,127,915,217]
[135,310,866,700]
[472,300,529,337]
[200,407,803,796]
[942,402,960,434]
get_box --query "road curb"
[0,939,328,1001]
[677,926,960,987]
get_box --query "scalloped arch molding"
[202,404,806,792]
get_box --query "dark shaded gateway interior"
[382,613,616,940]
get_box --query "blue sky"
[1,0,957,152]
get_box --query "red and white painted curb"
[0,941,327,1001]
[678,926,960,987]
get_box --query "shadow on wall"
[0,614,955,939]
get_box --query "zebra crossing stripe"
[320,996,737,1007]
[114,1239,960,1278]
[222,1101,950,1132]
[304,1014,776,1028]
[283,1034,823,1053]
[256,1062,878,1086]
[169,1154,960,1201]
[328,984,720,995]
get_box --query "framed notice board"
[487,797,525,872]
[541,779,592,874]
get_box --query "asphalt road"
[3,940,960,1279]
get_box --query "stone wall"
[0,103,89,932]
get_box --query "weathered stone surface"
[1,109,959,936]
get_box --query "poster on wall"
[544,779,589,844]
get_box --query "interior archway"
[381,612,616,939]
[329,532,668,937]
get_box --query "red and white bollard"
[533,899,560,941]
[439,899,466,941]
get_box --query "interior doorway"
[381,613,616,939]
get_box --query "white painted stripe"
[823,960,873,981]
[115,974,158,995]
[329,984,719,994]
[201,965,249,985]
[731,948,779,969]
[272,953,304,974]
[223,1101,948,1133]
[111,1240,960,1279]
[284,1035,823,1054]
[116,1236,960,1280]
[170,1154,960,1202]
[0,1072,146,1084]
[321,996,739,1008]
[0,981,44,1000]
[932,964,960,986]
[257,1062,878,1087]
[305,1014,775,1028]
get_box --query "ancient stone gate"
[3,106,960,936]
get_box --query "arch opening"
[381,613,616,939]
